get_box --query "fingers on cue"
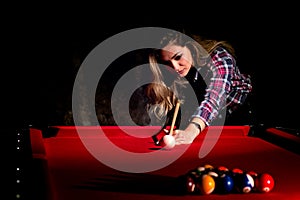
[173,130,180,137]
[164,129,179,136]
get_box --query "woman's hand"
[163,119,204,145]
[173,128,199,145]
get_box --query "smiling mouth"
[177,70,184,75]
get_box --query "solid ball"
[196,166,206,175]
[185,174,196,193]
[231,168,244,175]
[197,174,215,195]
[218,166,229,174]
[162,135,175,149]
[255,173,275,193]
[216,173,234,194]
[204,164,214,171]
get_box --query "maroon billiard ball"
[185,174,196,193]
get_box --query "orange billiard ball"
[197,174,215,195]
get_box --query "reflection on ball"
[256,173,275,193]
[162,135,175,149]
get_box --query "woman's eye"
[174,54,182,61]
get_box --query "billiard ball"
[234,173,254,193]
[161,135,175,149]
[255,173,275,193]
[215,173,234,194]
[231,168,244,174]
[194,166,206,176]
[217,166,229,174]
[176,174,196,194]
[184,174,196,193]
[204,164,214,172]
[247,171,259,192]
[196,174,216,195]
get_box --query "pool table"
[25,125,300,200]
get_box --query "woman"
[146,30,253,145]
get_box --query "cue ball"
[162,135,175,149]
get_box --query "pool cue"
[169,101,180,136]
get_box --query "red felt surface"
[32,126,300,200]
[30,128,46,158]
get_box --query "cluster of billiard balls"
[178,164,275,195]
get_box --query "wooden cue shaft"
[169,101,180,136]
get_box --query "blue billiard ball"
[216,173,234,194]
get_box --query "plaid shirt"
[191,47,252,126]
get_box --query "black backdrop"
[4,5,299,131]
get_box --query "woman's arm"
[174,47,235,145]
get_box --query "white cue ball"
[163,135,175,149]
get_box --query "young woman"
[146,30,253,145]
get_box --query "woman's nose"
[171,60,180,71]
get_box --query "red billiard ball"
[255,173,275,193]
[218,166,229,174]
[231,168,243,174]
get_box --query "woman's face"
[160,44,193,77]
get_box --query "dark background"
[4,4,300,131]
[6,5,298,199]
